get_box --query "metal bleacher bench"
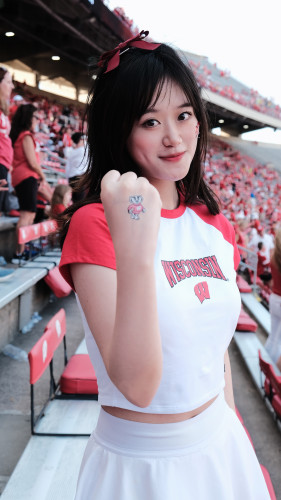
[0,220,70,312]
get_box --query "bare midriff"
[102,394,218,423]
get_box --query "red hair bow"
[98,30,161,73]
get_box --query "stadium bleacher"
[182,50,281,120]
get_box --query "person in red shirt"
[10,104,45,257]
[0,67,14,214]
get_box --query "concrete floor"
[0,293,85,495]
[0,293,281,498]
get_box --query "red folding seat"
[18,223,41,244]
[28,308,98,436]
[236,275,252,293]
[258,350,274,400]
[60,354,98,395]
[44,309,98,396]
[236,308,257,332]
[44,266,72,297]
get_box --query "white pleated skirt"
[75,393,270,500]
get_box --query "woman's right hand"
[101,170,162,267]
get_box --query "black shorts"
[15,177,39,212]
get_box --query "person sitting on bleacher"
[10,104,46,260]
[50,184,72,218]
[265,227,281,371]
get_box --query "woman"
[50,184,72,217]
[0,67,14,215]
[59,32,270,499]
[10,104,45,258]
[265,227,281,370]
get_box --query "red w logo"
[194,281,210,304]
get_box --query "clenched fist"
[101,171,162,267]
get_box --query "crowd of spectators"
[188,59,281,120]
[0,80,86,270]
[10,81,85,155]
[2,80,281,299]
[206,136,281,292]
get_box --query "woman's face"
[127,81,199,186]
[0,71,14,100]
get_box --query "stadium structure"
[0,1,281,500]
[1,1,281,133]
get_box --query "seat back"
[28,308,67,435]
[28,328,54,385]
[258,349,272,378]
[18,223,41,244]
[268,365,281,397]
[44,308,66,352]
[17,220,59,264]
[28,327,57,434]
[236,308,257,332]
[44,267,72,298]
[40,219,58,237]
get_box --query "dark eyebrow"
[142,102,192,116]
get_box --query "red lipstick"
[159,152,185,162]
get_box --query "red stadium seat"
[60,354,98,395]
[18,223,41,244]
[28,308,98,436]
[44,266,72,298]
[236,275,252,293]
[258,350,274,399]
[236,308,257,332]
[268,365,281,400]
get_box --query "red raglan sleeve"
[59,203,116,291]
[189,204,240,271]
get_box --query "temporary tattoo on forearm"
[128,195,146,220]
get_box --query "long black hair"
[60,42,220,243]
[0,67,10,115]
[10,104,37,145]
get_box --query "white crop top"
[60,202,241,413]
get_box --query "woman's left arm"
[224,350,236,411]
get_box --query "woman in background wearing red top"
[10,104,45,257]
[265,227,281,370]
[0,67,14,215]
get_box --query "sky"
[106,0,281,144]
